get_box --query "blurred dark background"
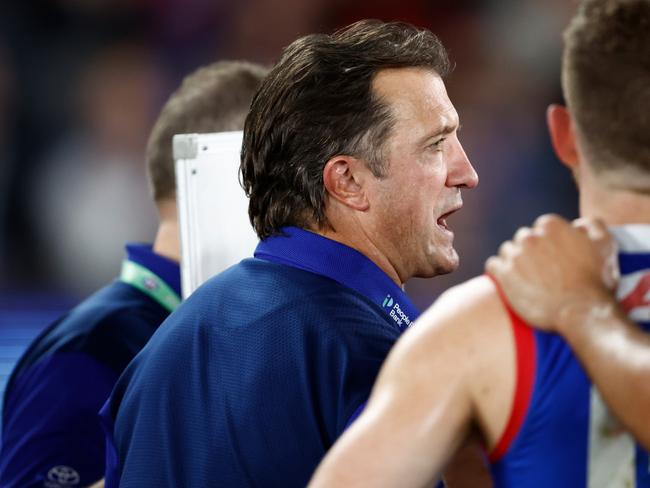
[0,0,580,389]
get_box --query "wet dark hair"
[241,20,450,238]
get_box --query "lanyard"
[120,260,181,312]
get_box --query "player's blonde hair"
[563,0,650,189]
[147,61,268,202]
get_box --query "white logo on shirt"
[44,465,80,487]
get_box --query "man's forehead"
[372,67,458,130]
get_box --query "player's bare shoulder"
[411,275,516,448]
[417,275,508,337]
[390,276,511,381]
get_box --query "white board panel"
[174,131,259,299]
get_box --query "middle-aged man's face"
[366,67,478,281]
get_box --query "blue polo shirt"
[0,244,180,488]
[104,227,419,487]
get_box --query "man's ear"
[322,156,370,211]
[547,104,579,171]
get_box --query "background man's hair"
[563,0,650,181]
[147,60,268,202]
[241,20,450,239]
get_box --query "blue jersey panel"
[490,333,591,486]
[107,258,401,488]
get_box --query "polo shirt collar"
[124,243,181,298]
[254,227,419,332]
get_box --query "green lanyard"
[120,260,181,312]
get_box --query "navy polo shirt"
[104,227,419,487]
[0,244,180,488]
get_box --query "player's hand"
[485,214,619,332]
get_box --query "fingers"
[484,255,500,278]
[531,214,574,247]
[572,218,619,291]
[497,239,516,257]
[486,215,569,286]
[573,217,618,262]
[487,213,589,278]
[487,225,536,276]
[573,217,609,242]
[534,213,568,231]
[485,213,619,331]
[513,226,534,242]
[535,214,610,253]
[486,232,528,280]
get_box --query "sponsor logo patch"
[44,465,80,487]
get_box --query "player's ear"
[322,156,370,211]
[547,104,579,170]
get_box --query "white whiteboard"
[173,131,259,298]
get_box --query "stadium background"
[0,0,579,396]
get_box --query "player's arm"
[309,278,513,488]
[487,214,650,450]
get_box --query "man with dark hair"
[309,1,650,486]
[0,61,267,488]
[103,20,478,487]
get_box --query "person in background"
[0,60,267,488]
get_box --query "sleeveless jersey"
[489,225,650,487]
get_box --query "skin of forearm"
[557,297,650,450]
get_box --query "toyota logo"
[46,465,80,486]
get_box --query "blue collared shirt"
[104,228,419,487]
[255,227,419,332]
[0,244,179,488]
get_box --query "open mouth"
[436,207,461,232]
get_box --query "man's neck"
[153,219,180,263]
[580,184,650,227]
[312,223,404,287]
[152,198,181,263]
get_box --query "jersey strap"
[120,260,181,312]
[486,274,537,462]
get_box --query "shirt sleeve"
[0,352,117,488]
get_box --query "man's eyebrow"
[418,122,458,145]
[437,123,457,135]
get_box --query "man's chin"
[416,250,459,278]
[434,259,459,276]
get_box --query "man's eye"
[430,138,445,150]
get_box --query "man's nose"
[447,138,478,189]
